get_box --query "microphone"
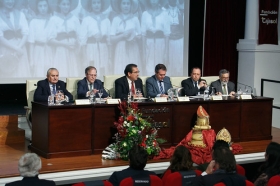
[237,82,255,98]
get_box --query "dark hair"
[190,67,201,75]
[129,145,148,170]
[258,142,280,179]
[124,64,137,76]
[155,64,167,73]
[212,140,230,151]
[212,147,236,173]
[168,145,194,172]
[85,66,97,74]
[219,69,230,77]
[87,0,102,12]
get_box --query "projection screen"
[0,0,189,83]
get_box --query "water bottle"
[204,87,209,100]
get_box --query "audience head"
[212,140,230,151]
[155,64,167,81]
[212,147,236,173]
[18,153,42,177]
[263,142,280,178]
[124,64,139,81]
[128,145,148,170]
[35,0,50,15]
[169,145,193,171]
[85,66,97,83]
[0,0,15,9]
[47,68,59,84]
[219,69,230,83]
[190,67,201,82]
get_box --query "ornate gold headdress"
[216,127,231,143]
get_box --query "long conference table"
[30,96,273,159]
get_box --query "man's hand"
[229,91,235,96]
[205,160,215,174]
[199,81,207,88]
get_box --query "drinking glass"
[98,89,103,103]
[56,90,64,105]
[89,90,95,104]
[136,88,141,102]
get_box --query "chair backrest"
[267,175,280,186]
[170,77,186,88]
[66,77,83,100]
[201,76,219,86]
[236,164,246,176]
[120,175,162,186]
[139,76,149,97]
[103,75,122,98]
[26,79,40,108]
[72,180,113,186]
[163,170,201,186]
[214,180,253,186]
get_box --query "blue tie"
[52,84,56,94]
[159,81,164,94]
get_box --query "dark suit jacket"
[210,80,235,94]
[108,167,156,186]
[77,77,109,99]
[181,78,206,96]
[193,171,246,186]
[5,176,56,186]
[146,75,173,98]
[115,76,144,100]
[34,79,73,102]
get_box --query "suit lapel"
[124,77,129,92]
[153,76,160,93]
[45,79,51,95]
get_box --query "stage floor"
[0,122,279,185]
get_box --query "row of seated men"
[6,141,280,186]
[33,63,235,102]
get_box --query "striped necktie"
[159,81,164,94]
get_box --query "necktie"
[159,81,164,94]
[131,81,135,94]
[90,83,93,91]
[194,82,198,88]
[222,84,227,95]
[52,84,56,95]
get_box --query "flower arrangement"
[113,101,166,160]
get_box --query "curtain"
[203,0,246,84]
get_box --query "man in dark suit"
[210,69,235,96]
[115,64,144,100]
[108,145,156,186]
[5,153,56,186]
[146,64,172,98]
[194,147,246,186]
[77,66,108,99]
[181,67,207,96]
[34,68,73,102]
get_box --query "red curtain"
[203,0,246,84]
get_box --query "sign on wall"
[258,0,279,45]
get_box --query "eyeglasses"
[132,71,140,74]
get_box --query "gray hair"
[219,69,230,77]
[18,153,42,177]
[47,68,58,76]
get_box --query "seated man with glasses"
[210,69,235,96]
[77,66,109,99]
[115,64,144,100]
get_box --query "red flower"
[118,116,124,123]
[130,102,138,110]
[118,101,128,115]
[140,137,147,147]
[127,115,135,121]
